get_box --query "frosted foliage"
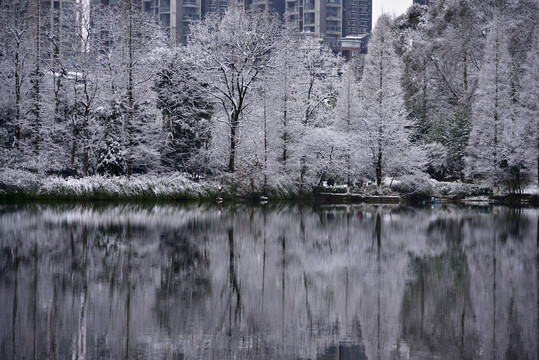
[467,16,522,188]
[187,7,282,173]
[519,26,539,187]
[333,64,363,181]
[359,15,416,186]
[0,2,538,193]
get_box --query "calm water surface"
[0,203,538,360]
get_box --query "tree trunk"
[83,78,91,176]
[282,70,288,167]
[376,138,382,187]
[263,84,268,194]
[71,124,77,175]
[228,112,239,173]
[126,0,134,176]
[13,30,24,150]
[14,36,21,149]
[32,1,42,155]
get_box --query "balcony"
[326,0,341,4]
[326,26,341,33]
[183,14,200,20]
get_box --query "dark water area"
[0,203,537,360]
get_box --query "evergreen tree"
[96,101,126,176]
[359,14,417,187]
[447,108,471,179]
[518,25,539,189]
[466,15,520,191]
[333,63,361,185]
[154,51,212,174]
[296,36,340,191]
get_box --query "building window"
[304,13,314,24]
[160,0,170,12]
[160,13,170,27]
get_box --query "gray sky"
[372,0,412,25]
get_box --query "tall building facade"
[1,0,87,61]
[285,0,371,49]
[251,0,283,14]
[140,0,202,44]
[285,0,343,43]
[342,0,370,37]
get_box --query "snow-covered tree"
[333,63,361,185]
[466,15,522,191]
[447,108,471,179]
[93,2,165,175]
[187,6,282,173]
[245,27,311,192]
[518,25,539,189]
[154,49,213,174]
[268,26,305,173]
[359,14,417,187]
[96,101,126,176]
[0,6,31,160]
[295,36,340,191]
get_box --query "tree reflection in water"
[0,203,537,359]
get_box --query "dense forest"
[0,0,537,196]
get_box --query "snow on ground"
[0,168,220,199]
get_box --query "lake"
[0,203,537,359]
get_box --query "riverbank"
[1,169,537,206]
[0,169,220,201]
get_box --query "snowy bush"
[392,173,436,200]
[0,168,41,195]
[0,169,221,200]
[447,181,477,199]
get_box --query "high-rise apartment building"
[342,0,370,37]
[285,0,343,42]
[0,0,86,61]
[285,0,371,48]
[140,0,202,44]
[204,0,228,15]
[250,0,283,14]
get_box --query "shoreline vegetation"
[1,169,537,206]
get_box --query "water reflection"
[0,203,537,359]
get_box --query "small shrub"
[392,173,435,200]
